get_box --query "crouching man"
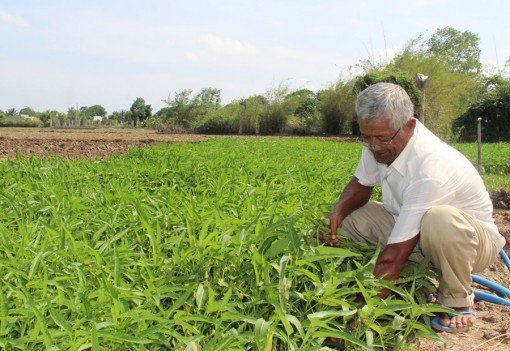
[323,82,505,333]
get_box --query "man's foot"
[431,308,477,333]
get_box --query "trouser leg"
[342,202,395,245]
[342,202,424,262]
[343,203,500,308]
[420,205,499,308]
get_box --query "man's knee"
[422,204,455,227]
[421,205,460,244]
[342,202,395,245]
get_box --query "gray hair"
[355,82,414,129]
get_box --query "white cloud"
[10,0,510,115]
[0,10,29,28]
[202,33,258,56]
[184,51,201,63]
[43,17,199,65]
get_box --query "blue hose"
[500,249,510,271]
[472,274,510,298]
[470,249,510,306]
[474,290,510,306]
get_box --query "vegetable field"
[0,137,508,350]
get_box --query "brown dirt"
[0,127,212,160]
[1,127,509,350]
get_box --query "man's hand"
[313,204,343,247]
[374,234,420,299]
[327,204,343,246]
[315,231,341,247]
[317,177,373,247]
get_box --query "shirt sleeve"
[354,147,380,187]
[387,177,456,244]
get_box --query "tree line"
[1,27,509,141]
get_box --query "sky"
[1,0,509,115]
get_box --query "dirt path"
[1,127,509,350]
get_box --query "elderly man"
[324,82,505,333]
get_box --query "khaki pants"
[342,202,500,308]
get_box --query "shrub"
[453,76,510,142]
[0,116,42,127]
[195,111,237,134]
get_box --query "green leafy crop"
[0,138,453,350]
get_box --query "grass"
[0,137,506,350]
[453,142,510,190]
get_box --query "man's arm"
[374,234,420,299]
[329,176,373,243]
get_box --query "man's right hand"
[315,230,341,247]
[317,177,373,248]
[313,207,342,247]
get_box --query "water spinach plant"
[0,137,466,350]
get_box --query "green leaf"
[307,309,358,320]
[195,283,206,311]
[315,330,370,350]
[254,318,273,350]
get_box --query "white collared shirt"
[354,120,504,248]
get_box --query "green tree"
[317,79,356,135]
[294,94,317,121]
[73,105,107,125]
[6,108,17,116]
[109,110,130,127]
[130,97,152,127]
[427,27,482,74]
[194,102,239,134]
[453,75,510,142]
[56,110,67,126]
[283,89,319,135]
[19,107,37,117]
[162,88,222,129]
[285,89,313,117]
[84,105,107,118]
[259,83,290,134]
[67,107,81,126]
[38,111,52,126]
[154,107,173,122]
[143,107,153,126]
[39,110,64,127]
[237,95,267,134]
[388,36,481,139]
[286,89,317,118]
[78,106,90,125]
[162,89,195,128]
[193,88,222,122]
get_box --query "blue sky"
[1,0,509,114]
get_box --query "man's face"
[358,117,416,165]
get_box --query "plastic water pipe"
[474,290,510,307]
[471,249,510,306]
[472,274,510,298]
[500,249,510,271]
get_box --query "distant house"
[92,116,103,124]
[20,114,41,122]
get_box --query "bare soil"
[1,127,509,350]
[0,127,212,160]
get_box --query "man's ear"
[407,117,417,131]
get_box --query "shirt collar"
[388,122,418,176]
